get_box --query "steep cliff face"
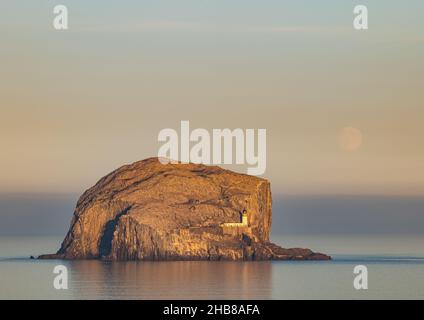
[39,158,330,261]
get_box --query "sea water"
[0,235,423,299]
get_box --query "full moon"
[338,127,363,151]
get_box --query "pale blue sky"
[2,1,423,31]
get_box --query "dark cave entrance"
[98,206,131,258]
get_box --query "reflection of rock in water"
[68,260,273,299]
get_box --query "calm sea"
[0,234,423,299]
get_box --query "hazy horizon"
[1,193,423,237]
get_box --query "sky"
[1,0,424,195]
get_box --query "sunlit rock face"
[39,158,330,261]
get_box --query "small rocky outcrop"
[39,157,330,261]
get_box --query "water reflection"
[68,260,273,299]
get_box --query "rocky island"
[39,157,330,261]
